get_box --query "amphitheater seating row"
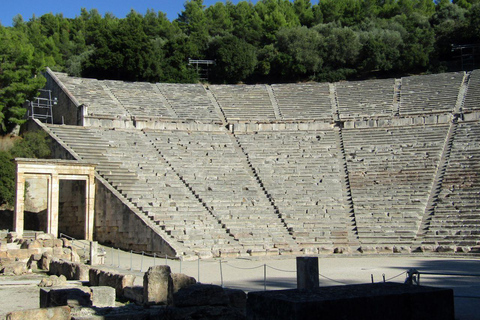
[342,124,449,245]
[270,83,332,119]
[104,80,174,118]
[54,73,128,117]
[45,117,480,253]
[236,130,352,249]
[336,79,395,118]
[464,69,480,112]
[424,122,480,247]
[47,125,241,253]
[53,71,472,122]
[399,72,464,115]
[208,84,277,121]
[144,130,296,251]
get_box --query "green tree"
[208,35,257,83]
[255,0,300,43]
[393,13,435,71]
[358,27,403,73]
[229,1,263,46]
[0,27,45,134]
[293,0,315,26]
[0,151,15,207]
[206,2,234,36]
[430,2,468,65]
[177,0,209,55]
[0,130,51,207]
[314,23,361,81]
[453,0,480,9]
[273,26,323,80]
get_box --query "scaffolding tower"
[189,58,215,82]
[28,89,57,124]
[452,44,479,71]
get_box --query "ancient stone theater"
[21,68,480,259]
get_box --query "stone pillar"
[296,257,319,290]
[89,241,98,266]
[48,174,60,237]
[85,173,95,241]
[14,172,25,238]
[143,265,173,305]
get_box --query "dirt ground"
[0,273,46,319]
[1,253,479,320]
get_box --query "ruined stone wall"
[44,69,81,126]
[58,180,86,239]
[27,119,180,255]
[24,178,48,213]
[94,180,178,256]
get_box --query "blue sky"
[0,0,259,26]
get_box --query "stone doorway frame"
[14,158,96,240]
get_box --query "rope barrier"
[77,243,458,291]
[267,265,296,273]
[319,273,350,285]
[385,271,407,282]
[222,263,265,270]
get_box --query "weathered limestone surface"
[49,259,90,281]
[36,69,480,256]
[89,267,135,298]
[90,286,116,307]
[143,265,174,305]
[172,273,197,293]
[6,306,70,320]
[41,287,92,308]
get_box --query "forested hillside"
[0,0,479,133]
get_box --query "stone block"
[171,273,197,293]
[1,261,28,275]
[143,265,173,305]
[38,275,67,288]
[74,263,90,281]
[36,233,55,240]
[61,238,71,248]
[53,239,63,247]
[246,283,454,320]
[7,249,38,261]
[358,246,376,253]
[301,247,318,255]
[6,306,70,320]
[39,253,52,270]
[91,286,116,307]
[224,288,247,309]
[437,245,456,253]
[376,246,394,253]
[90,268,135,298]
[45,287,92,308]
[124,286,144,304]
[43,239,54,248]
[296,257,319,290]
[393,246,411,254]
[174,284,229,308]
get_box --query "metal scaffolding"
[188,58,215,81]
[28,89,57,124]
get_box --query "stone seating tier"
[342,124,449,244]
[422,122,480,246]
[464,69,480,112]
[399,72,464,115]
[53,70,469,122]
